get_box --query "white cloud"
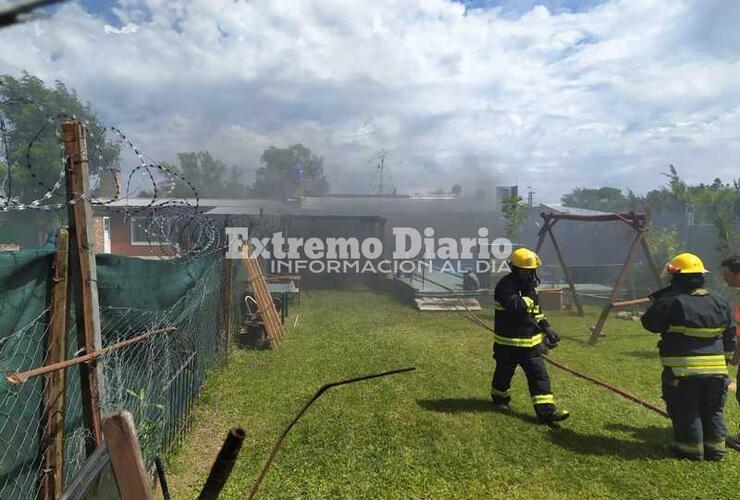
[1,0,739,200]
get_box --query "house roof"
[539,204,614,217]
[94,194,499,217]
[95,197,251,208]
[538,204,647,223]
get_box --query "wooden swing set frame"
[534,209,664,345]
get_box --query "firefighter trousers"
[661,369,728,460]
[491,345,556,417]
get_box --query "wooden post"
[102,412,154,500]
[588,228,646,344]
[534,215,551,254]
[41,227,70,500]
[63,120,104,453]
[546,227,583,316]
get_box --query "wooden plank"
[241,244,284,346]
[540,212,647,222]
[249,259,282,344]
[58,443,112,500]
[611,297,650,308]
[415,297,481,312]
[534,215,551,254]
[41,227,69,500]
[102,412,154,500]
[63,120,104,452]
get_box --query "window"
[130,216,173,245]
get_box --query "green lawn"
[167,290,739,499]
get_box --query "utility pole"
[377,148,386,211]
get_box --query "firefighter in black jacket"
[491,248,570,425]
[641,252,736,461]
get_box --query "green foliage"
[646,226,680,269]
[561,165,739,255]
[125,388,165,459]
[1,72,119,200]
[560,186,631,212]
[1,72,119,246]
[501,194,529,240]
[165,151,251,198]
[685,179,738,254]
[254,144,329,198]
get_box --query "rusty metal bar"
[6,327,177,385]
[198,428,245,500]
[41,227,70,500]
[246,367,416,499]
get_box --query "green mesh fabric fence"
[0,250,235,500]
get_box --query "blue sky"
[2,0,739,200]
[457,0,607,15]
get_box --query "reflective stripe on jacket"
[642,286,736,377]
[493,273,545,348]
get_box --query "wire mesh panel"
[0,251,233,499]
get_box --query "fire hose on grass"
[417,270,740,453]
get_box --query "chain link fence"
[0,250,234,499]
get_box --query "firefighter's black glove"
[543,332,559,350]
[539,320,560,350]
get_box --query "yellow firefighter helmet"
[510,248,542,269]
[665,252,709,275]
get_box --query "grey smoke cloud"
[1,0,739,200]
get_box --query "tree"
[646,226,681,271]
[640,166,739,255]
[560,186,630,212]
[502,194,529,240]
[451,184,462,196]
[164,151,251,198]
[1,72,119,246]
[253,144,329,198]
[1,72,119,200]
[641,165,690,213]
